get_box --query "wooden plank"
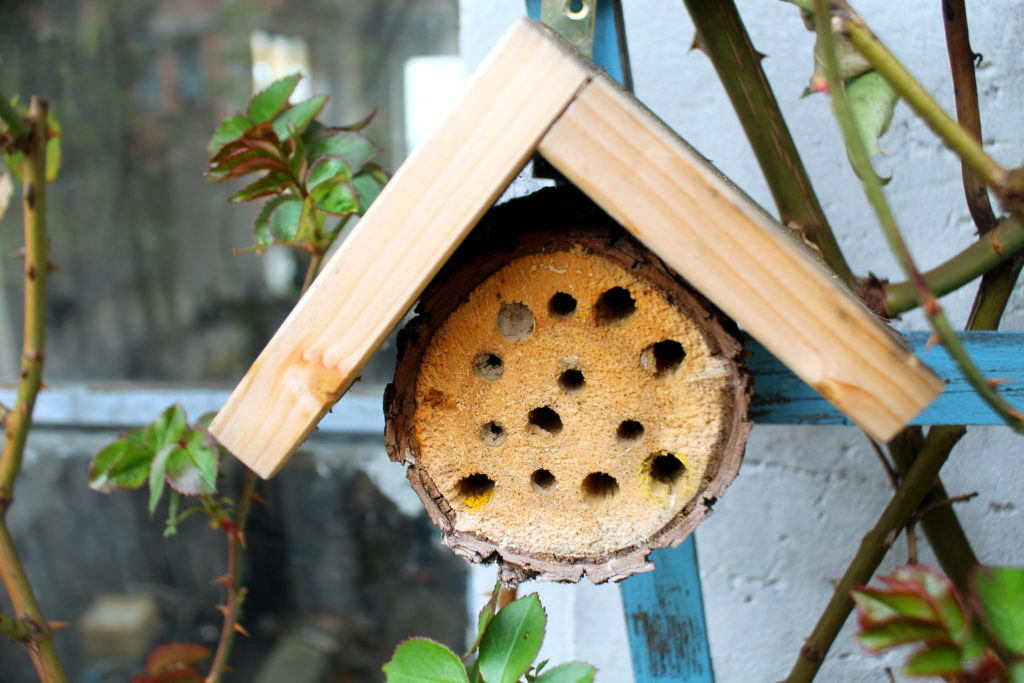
[537,75,944,444]
[620,537,715,683]
[209,19,593,477]
[751,331,1024,426]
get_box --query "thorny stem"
[682,0,854,284]
[206,248,326,683]
[785,425,965,682]
[0,609,31,642]
[831,2,1016,205]
[941,0,997,233]
[813,0,1024,434]
[0,95,30,139]
[0,97,67,683]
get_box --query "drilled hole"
[548,292,578,318]
[617,420,644,444]
[528,406,563,435]
[582,472,619,501]
[473,353,504,381]
[456,473,495,502]
[497,302,535,340]
[480,421,506,447]
[594,286,636,324]
[648,451,686,487]
[531,468,556,491]
[641,339,685,377]
[558,368,585,393]
[565,0,588,19]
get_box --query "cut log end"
[385,188,751,583]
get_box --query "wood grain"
[537,76,944,443]
[209,20,592,477]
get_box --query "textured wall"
[459,1,1024,680]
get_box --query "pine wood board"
[536,76,944,444]
[209,20,592,477]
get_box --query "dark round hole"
[528,406,563,435]
[648,452,686,487]
[480,421,506,447]
[497,302,535,340]
[456,473,495,502]
[641,339,685,377]
[473,353,504,381]
[594,286,636,324]
[617,420,644,443]
[567,0,585,14]
[582,472,619,501]
[548,292,578,318]
[531,468,556,491]
[558,368,585,393]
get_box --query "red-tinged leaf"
[272,96,327,141]
[238,136,282,158]
[164,430,219,497]
[249,73,301,124]
[308,130,378,171]
[315,180,358,216]
[903,645,963,676]
[207,122,274,166]
[307,157,351,193]
[229,172,292,203]
[252,195,290,248]
[335,108,377,132]
[853,587,937,625]
[886,566,969,642]
[206,148,277,180]
[145,642,212,675]
[89,440,153,492]
[143,404,187,452]
[207,113,252,155]
[132,669,204,683]
[972,566,1024,656]
[857,619,952,652]
[215,155,289,182]
[351,170,384,215]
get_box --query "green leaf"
[314,180,358,216]
[269,196,304,242]
[903,645,963,676]
[145,642,212,676]
[45,112,61,183]
[479,593,546,683]
[466,583,498,658]
[307,157,351,193]
[1009,661,1024,683]
[148,444,175,513]
[144,404,187,452]
[885,566,968,642]
[229,172,292,203]
[272,96,327,142]
[207,113,253,155]
[534,662,596,683]
[249,73,302,124]
[206,149,286,182]
[308,130,378,171]
[352,170,385,215]
[89,441,153,492]
[382,638,469,683]
[847,70,899,159]
[465,658,481,683]
[164,430,219,497]
[972,566,1024,655]
[253,195,290,247]
[853,587,937,625]
[857,620,951,652]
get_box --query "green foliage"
[852,564,1023,681]
[0,97,62,184]
[89,405,227,534]
[383,586,596,683]
[131,642,211,683]
[205,73,387,254]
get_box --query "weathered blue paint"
[525,0,630,86]
[750,331,1024,426]
[621,537,715,682]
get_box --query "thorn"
[47,261,57,272]
[251,491,268,507]
[9,247,24,260]
[986,377,1011,388]
[809,73,828,93]
[233,623,250,637]
[212,574,232,587]
[238,529,247,550]
[754,49,767,62]
[38,381,47,390]
[47,621,69,632]
[925,332,941,350]
[215,604,231,618]
[25,264,35,280]
[688,33,703,53]
[925,299,941,316]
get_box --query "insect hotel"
[209,20,942,585]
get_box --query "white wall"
[459,1,1024,680]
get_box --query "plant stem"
[941,0,997,233]
[0,97,67,683]
[785,425,965,682]
[832,2,1012,202]
[0,94,29,139]
[0,610,31,642]
[682,0,854,284]
[885,213,1024,315]
[206,246,326,682]
[815,0,1024,433]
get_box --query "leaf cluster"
[88,405,229,536]
[205,73,387,254]
[0,96,61,184]
[852,564,1024,681]
[131,642,211,683]
[383,583,596,683]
